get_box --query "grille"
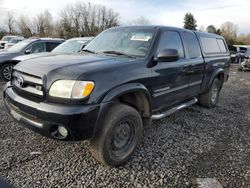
[12,70,44,101]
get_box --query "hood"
[14,54,133,79]
[0,51,16,55]
[12,52,50,62]
[0,51,20,62]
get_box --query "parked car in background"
[230,51,237,63]
[243,47,250,59]
[0,35,23,49]
[4,37,25,49]
[238,49,250,71]
[0,38,64,81]
[12,37,94,63]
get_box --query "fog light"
[58,126,68,138]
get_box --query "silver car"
[0,35,23,49]
[4,37,25,49]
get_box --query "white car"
[0,35,24,49]
[4,37,25,49]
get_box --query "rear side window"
[157,31,184,58]
[46,42,60,52]
[200,37,228,54]
[183,32,201,58]
[216,39,227,53]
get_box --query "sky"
[0,0,250,34]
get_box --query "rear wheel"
[0,63,14,81]
[89,104,143,166]
[199,78,221,108]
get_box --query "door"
[182,31,205,96]
[150,30,191,111]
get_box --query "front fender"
[101,83,152,104]
[92,83,152,138]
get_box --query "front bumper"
[3,83,107,141]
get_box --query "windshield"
[9,38,22,43]
[7,40,30,52]
[84,28,155,58]
[52,40,86,54]
[1,36,13,42]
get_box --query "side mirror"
[24,49,32,54]
[155,49,179,62]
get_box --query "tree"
[237,34,250,45]
[220,22,237,45]
[206,25,217,34]
[5,12,15,33]
[216,29,222,35]
[33,10,54,37]
[130,16,151,25]
[183,13,197,30]
[58,2,119,38]
[198,25,205,32]
[17,16,33,38]
[0,30,7,40]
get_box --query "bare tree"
[5,12,15,33]
[198,25,205,32]
[130,16,151,25]
[33,10,54,37]
[58,2,119,38]
[17,15,33,38]
[237,34,250,45]
[220,22,237,45]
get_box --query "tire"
[89,104,143,166]
[199,78,221,108]
[0,63,14,81]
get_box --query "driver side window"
[31,42,46,53]
[157,31,185,58]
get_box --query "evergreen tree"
[183,13,197,30]
[206,25,217,33]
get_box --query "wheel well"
[0,60,17,68]
[117,92,151,118]
[216,72,224,88]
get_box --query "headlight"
[49,80,95,99]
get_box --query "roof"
[25,38,65,42]
[108,25,183,31]
[67,37,94,41]
[108,25,224,39]
[194,31,223,39]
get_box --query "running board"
[151,97,198,120]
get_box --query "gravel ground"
[0,65,250,188]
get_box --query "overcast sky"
[0,0,250,34]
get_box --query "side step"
[151,97,198,120]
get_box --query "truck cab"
[3,26,230,166]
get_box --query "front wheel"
[199,78,221,108]
[89,104,143,166]
[0,63,14,81]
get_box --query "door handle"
[183,65,195,74]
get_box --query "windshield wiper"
[81,49,96,54]
[102,51,136,58]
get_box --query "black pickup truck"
[3,26,230,166]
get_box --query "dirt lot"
[0,65,249,188]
